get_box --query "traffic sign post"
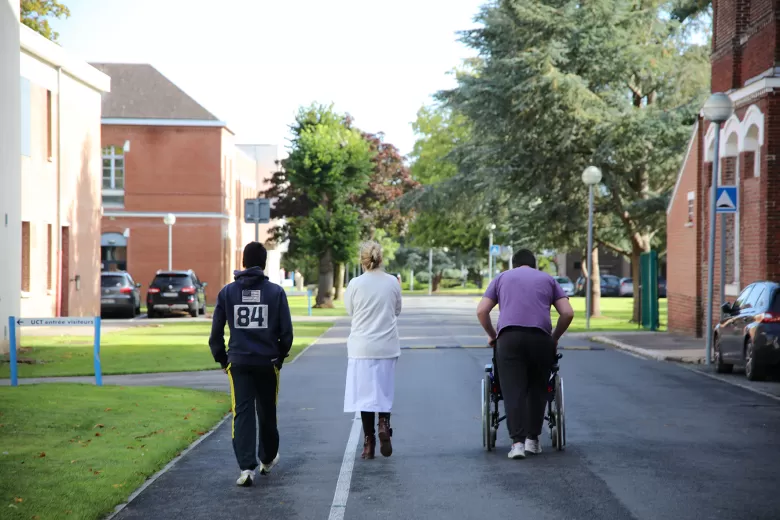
[244,198,271,242]
[715,186,737,213]
[8,316,102,387]
[490,245,501,256]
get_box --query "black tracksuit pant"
[227,363,280,471]
[495,327,556,444]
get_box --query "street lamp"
[702,92,735,366]
[582,166,602,331]
[488,223,496,281]
[163,213,176,270]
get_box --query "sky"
[50,0,485,156]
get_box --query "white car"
[555,276,575,297]
[619,277,633,297]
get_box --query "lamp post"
[702,92,735,366]
[488,223,496,281]
[163,213,176,270]
[582,166,602,331]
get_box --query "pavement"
[8,296,780,519]
[591,332,707,363]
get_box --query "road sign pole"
[705,122,722,366]
[8,316,17,387]
[720,212,726,308]
[255,222,259,242]
[428,248,433,296]
[307,289,312,317]
[167,223,173,271]
[93,316,102,386]
[488,231,493,281]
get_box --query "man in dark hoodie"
[209,242,294,487]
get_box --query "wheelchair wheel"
[559,376,566,449]
[482,373,492,451]
[554,375,564,451]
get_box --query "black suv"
[146,270,208,318]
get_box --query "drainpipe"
[55,67,63,316]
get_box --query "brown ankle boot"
[361,435,375,459]
[378,416,393,457]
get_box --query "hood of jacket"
[233,267,268,286]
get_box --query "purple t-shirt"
[484,267,568,336]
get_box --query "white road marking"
[328,413,361,520]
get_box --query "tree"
[353,132,418,239]
[390,246,454,292]
[263,104,374,308]
[439,0,710,322]
[21,0,70,42]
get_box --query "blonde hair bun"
[360,241,383,271]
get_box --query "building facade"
[667,0,778,336]
[94,64,280,303]
[18,25,109,321]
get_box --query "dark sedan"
[100,272,142,318]
[714,281,780,380]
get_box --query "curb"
[105,412,230,520]
[104,324,333,519]
[590,336,705,364]
[400,345,605,351]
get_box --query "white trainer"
[525,438,542,455]
[260,452,280,475]
[236,469,255,487]
[508,442,526,459]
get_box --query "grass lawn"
[1,322,333,378]
[0,384,229,520]
[206,295,347,317]
[564,297,668,332]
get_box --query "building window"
[102,145,125,207]
[686,191,695,225]
[22,222,30,293]
[46,90,53,160]
[47,224,53,290]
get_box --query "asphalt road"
[107,296,780,520]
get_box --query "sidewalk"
[591,332,706,363]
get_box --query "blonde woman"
[344,241,402,459]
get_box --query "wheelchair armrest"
[484,363,493,373]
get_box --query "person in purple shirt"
[476,249,574,460]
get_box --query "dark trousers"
[227,363,280,470]
[360,412,390,435]
[495,327,556,444]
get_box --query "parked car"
[658,277,667,298]
[619,277,633,297]
[600,275,621,297]
[714,281,780,381]
[554,276,575,297]
[101,271,142,318]
[146,270,207,318]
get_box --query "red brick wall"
[102,216,225,304]
[101,125,224,213]
[742,20,774,81]
[668,122,703,335]
[766,93,780,280]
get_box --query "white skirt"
[343,357,398,413]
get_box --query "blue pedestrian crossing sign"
[715,186,738,214]
[490,245,501,256]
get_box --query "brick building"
[18,26,110,320]
[666,0,778,336]
[93,63,280,304]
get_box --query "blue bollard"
[8,316,17,387]
[93,317,102,386]
[307,289,312,316]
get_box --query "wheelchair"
[482,348,565,452]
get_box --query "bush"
[415,272,431,283]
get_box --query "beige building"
[17,25,110,319]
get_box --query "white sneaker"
[525,438,542,455]
[508,443,526,459]
[260,452,280,475]
[236,469,255,487]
